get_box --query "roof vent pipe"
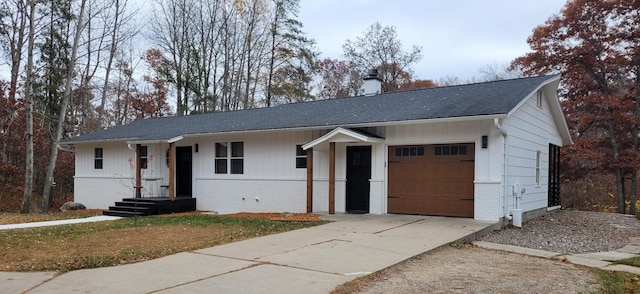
[362,69,382,96]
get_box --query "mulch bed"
[156,211,322,222]
[223,212,322,222]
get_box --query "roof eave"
[178,114,508,139]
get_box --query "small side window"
[94,148,103,169]
[296,145,307,168]
[536,150,542,185]
[536,91,543,108]
[140,146,148,169]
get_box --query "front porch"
[103,197,196,217]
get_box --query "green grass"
[596,270,640,293]
[614,256,640,268]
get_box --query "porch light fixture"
[195,144,199,152]
[481,135,488,149]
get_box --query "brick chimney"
[363,69,382,96]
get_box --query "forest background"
[0,0,638,215]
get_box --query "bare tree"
[20,0,36,213]
[151,0,195,115]
[478,62,521,81]
[41,0,88,213]
[343,22,423,92]
[95,0,138,127]
[0,0,27,102]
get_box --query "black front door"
[346,146,372,213]
[176,146,192,197]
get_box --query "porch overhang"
[302,127,384,151]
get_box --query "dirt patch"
[223,212,322,222]
[334,245,600,294]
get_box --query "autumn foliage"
[0,82,75,212]
[512,0,640,214]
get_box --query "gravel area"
[480,210,640,254]
[351,246,600,294]
[334,210,640,294]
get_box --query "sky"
[298,0,568,81]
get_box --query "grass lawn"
[0,212,325,272]
[615,256,640,268]
[595,270,640,293]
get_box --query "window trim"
[94,147,103,170]
[215,141,244,174]
[296,145,307,168]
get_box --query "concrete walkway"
[2,214,494,294]
[475,237,640,275]
[0,215,122,230]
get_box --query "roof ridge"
[146,75,559,120]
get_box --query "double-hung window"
[94,148,103,169]
[140,146,148,169]
[215,142,244,174]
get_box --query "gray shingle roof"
[65,75,558,143]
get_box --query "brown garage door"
[388,144,474,217]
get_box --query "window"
[394,146,425,157]
[296,145,307,168]
[434,145,466,156]
[536,91,543,108]
[215,142,244,174]
[140,146,148,169]
[215,143,228,174]
[231,142,244,174]
[535,150,541,185]
[94,148,103,169]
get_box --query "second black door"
[346,146,371,213]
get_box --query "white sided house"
[64,74,572,224]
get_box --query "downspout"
[127,143,136,151]
[494,118,512,222]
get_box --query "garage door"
[388,144,475,217]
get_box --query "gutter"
[494,118,512,222]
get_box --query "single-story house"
[63,73,572,224]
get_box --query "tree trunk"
[632,63,640,215]
[21,0,37,214]
[607,120,626,214]
[41,0,87,213]
[630,170,637,215]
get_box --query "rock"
[279,212,294,217]
[60,202,86,212]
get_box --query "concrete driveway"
[6,214,495,294]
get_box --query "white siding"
[74,142,172,209]
[193,130,334,213]
[502,89,563,215]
